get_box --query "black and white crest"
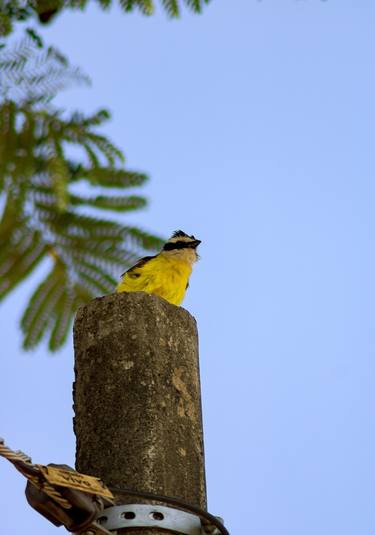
[172,230,189,239]
[163,230,201,252]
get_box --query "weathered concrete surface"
[73,292,206,534]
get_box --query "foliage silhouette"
[0,0,211,34]
[0,38,163,350]
[1,0,210,351]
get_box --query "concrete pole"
[73,292,206,535]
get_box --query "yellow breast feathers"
[116,230,201,306]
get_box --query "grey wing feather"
[121,255,155,277]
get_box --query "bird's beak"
[192,239,201,248]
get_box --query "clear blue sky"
[1,1,375,534]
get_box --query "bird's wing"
[121,255,156,278]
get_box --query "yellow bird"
[117,230,201,306]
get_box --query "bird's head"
[162,230,201,263]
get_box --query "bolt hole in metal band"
[98,504,201,534]
[121,511,136,520]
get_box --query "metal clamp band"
[98,503,201,534]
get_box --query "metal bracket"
[1,438,226,535]
[201,516,225,535]
[97,503,201,534]
[78,521,112,535]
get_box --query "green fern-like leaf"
[84,168,148,188]
[0,230,47,300]
[0,12,13,36]
[48,289,74,351]
[184,0,202,12]
[69,193,147,212]
[161,0,179,17]
[0,0,210,38]
[48,154,70,211]
[0,37,89,102]
[0,38,165,351]
[21,262,65,348]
